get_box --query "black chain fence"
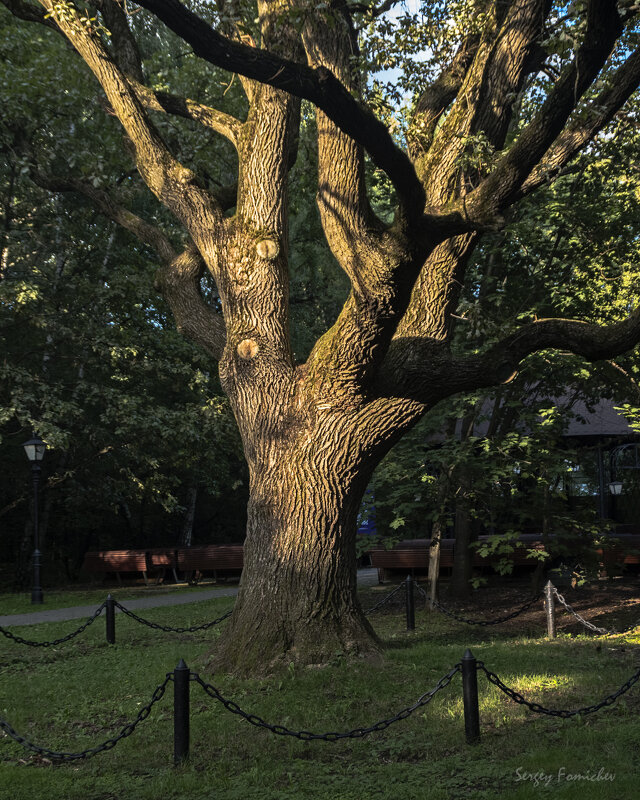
[113,600,233,633]
[0,601,106,648]
[189,664,461,741]
[432,594,542,626]
[2,652,639,764]
[478,660,640,718]
[0,597,233,647]
[552,588,640,637]
[363,582,406,615]
[0,674,172,762]
[2,580,640,763]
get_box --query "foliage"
[367,103,640,583]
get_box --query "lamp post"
[23,434,46,604]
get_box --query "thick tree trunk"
[211,436,382,675]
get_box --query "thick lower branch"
[377,309,640,404]
[157,247,227,360]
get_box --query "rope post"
[461,649,480,744]
[174,659,190,766]
[405,574,415,631]
[105,594,115,645]
[544,580,556,639]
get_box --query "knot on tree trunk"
[237,338,260,360]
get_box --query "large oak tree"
[3,0,640,673]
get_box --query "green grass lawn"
[0,588,638,800]
[0,580,233,617]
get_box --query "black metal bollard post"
[106,594,116,645]
[544,580,556,639]
[461,649,480,744]
[405,574,415,631]
[174,659,190,766]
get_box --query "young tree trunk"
[427,521,442,610]
[179,485,197,548]
[449,483,474,599]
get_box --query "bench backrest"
[82,550,147,572]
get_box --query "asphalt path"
[0,568,380,628]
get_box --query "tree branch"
[417,0,551,206]
[133,0,427,221]
[459,0,626,225]
[35,0,226,262]
[156,245,227,360]
[446,309,640,397]
[131,80,242,146]
[15,135,227,359]
[0,0,58,29]
[408,33,480,158]
[93,0,144,82]
[518,46,640,198]
[2,0,243,146]
[29,169,177,264]
[377,305,640,406]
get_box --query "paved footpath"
[0,568,380,628]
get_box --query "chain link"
[0,602,106,648]
[415,582,429,601]
[113,600,232,632]
[0,674,172,761]
[363,582,406,615]
[433,594,541,626]
[478,661,640,718]
[552,588,640,636]
[189,664,460,741]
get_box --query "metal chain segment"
[433,594,541,626]
[552,588,640,636]
[113,600,232,632]
[0,602,106,648]
[0,674,172,761]
[363,582,406,615]
[415,582,429,601]
[478,661,640,718]
[190,664,461,741]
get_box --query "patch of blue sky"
[368,0,435,126]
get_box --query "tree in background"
[0,18,250,579]
[3,0,640,673]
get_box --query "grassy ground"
[0,584,638,800]
[0,580,230,616]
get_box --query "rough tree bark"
[4,0,640,673]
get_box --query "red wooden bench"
[369,533,640,582]
[81,550,149,585]
[369,539,455,582]
[369,535,546,582]
[145,548,179,584]
[176,545,244,584]
[597,535,640,572]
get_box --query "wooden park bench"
[176,545,244,584]
[369,535,548,582]
[81,550,149,585]
[145,548,180,584]
[369,538,455,583]
[597,534,640,573]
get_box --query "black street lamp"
[23,434,46,604]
